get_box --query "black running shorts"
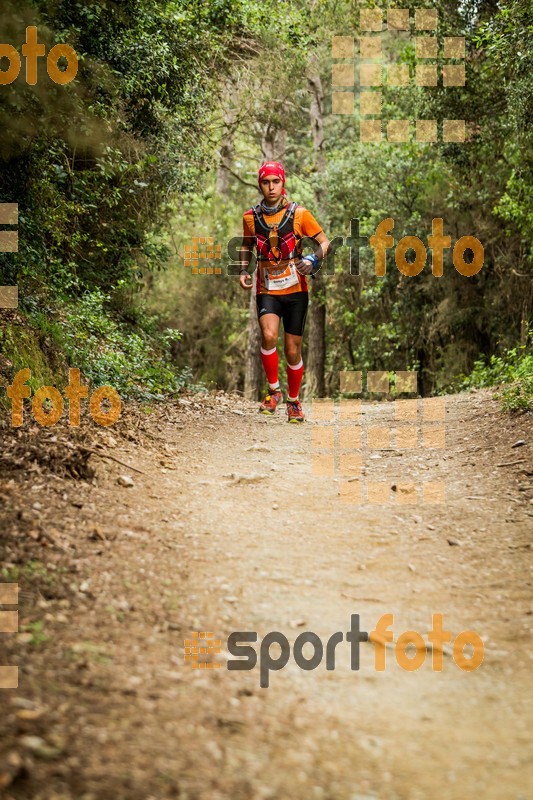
[256,291,309,336]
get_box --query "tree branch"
[225,167,258,189]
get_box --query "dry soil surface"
[0,389,532,800]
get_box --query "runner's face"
[260,175,284,205]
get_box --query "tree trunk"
[216,85,238,197]
[216,136,234,197]
[520,300,529,346]
[305,64,327,398]
[261,125,287,163]
[244,276,263,400]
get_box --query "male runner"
[239,161,330,422]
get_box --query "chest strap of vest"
[252,202,299,264]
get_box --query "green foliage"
[0,0,302,395]
[460,347,532,389]
[500,379,533,414]
[458,335,533,413]
[28,289,190,399]
[21,619,48,646]
[147,187,250,390]
[1,0,531,402]
[0,319,64,393]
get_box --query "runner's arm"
[311,230,330,260]
[239,235,254,289]
[239,216,255,289]
[297,230,331,274]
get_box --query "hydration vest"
[251,201,301,266]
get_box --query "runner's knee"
[262,332,278,349]
[284,343,301,363]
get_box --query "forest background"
[0,0,531,410]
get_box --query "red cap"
[258,161,287,196]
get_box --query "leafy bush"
[458,334,532,412]
[27,289,193,400]
[500,377,533,413]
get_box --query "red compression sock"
[260,346,279,390]
[287,359,304,401]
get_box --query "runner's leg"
[284,333,304,400]
[257,295,282,390]
[282,293,308,401]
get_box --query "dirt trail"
[1,390,532,800]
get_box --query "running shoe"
[286,400,305,423]
[259,389,283,414]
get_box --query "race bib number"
[263,262,299,292]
